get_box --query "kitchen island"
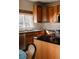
[34,39,60,59]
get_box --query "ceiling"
[28,0,60,3]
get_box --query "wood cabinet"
[34,40,60,59]
[19,31,44,49]
[19,33,34,49]
[57,5,60,15]
[33,4,60,23]
[47,5,59,23]
[33,4,43,23]
[37,5,43,22]
[19,33,26,49]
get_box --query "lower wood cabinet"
[19,31,44,49]
[19,33,26,49]
[19,33,34,49]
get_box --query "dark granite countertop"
[37,35,60,45]
[19,29,42,33]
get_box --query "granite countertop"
[19,29,42,33]
[37,35,60,45]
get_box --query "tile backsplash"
[19,23,60,31]
[33,23,60,30]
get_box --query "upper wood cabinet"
[57,5,60,15]
[33,4,60,23]
[47,5,60,23]
[33,4,43,23]
[37,5,43,22]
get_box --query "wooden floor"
[34,40,60,59]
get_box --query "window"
[19,13,34,30]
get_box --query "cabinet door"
[19,33,33,49]
[47,6,54,22]
[57,5,60,15]
[19,34,26,49]
[33,5,43,23]
[37,5,43,22]
[47,6,58,23]
[25,33,34,44]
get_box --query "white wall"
[19,0,33,11]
